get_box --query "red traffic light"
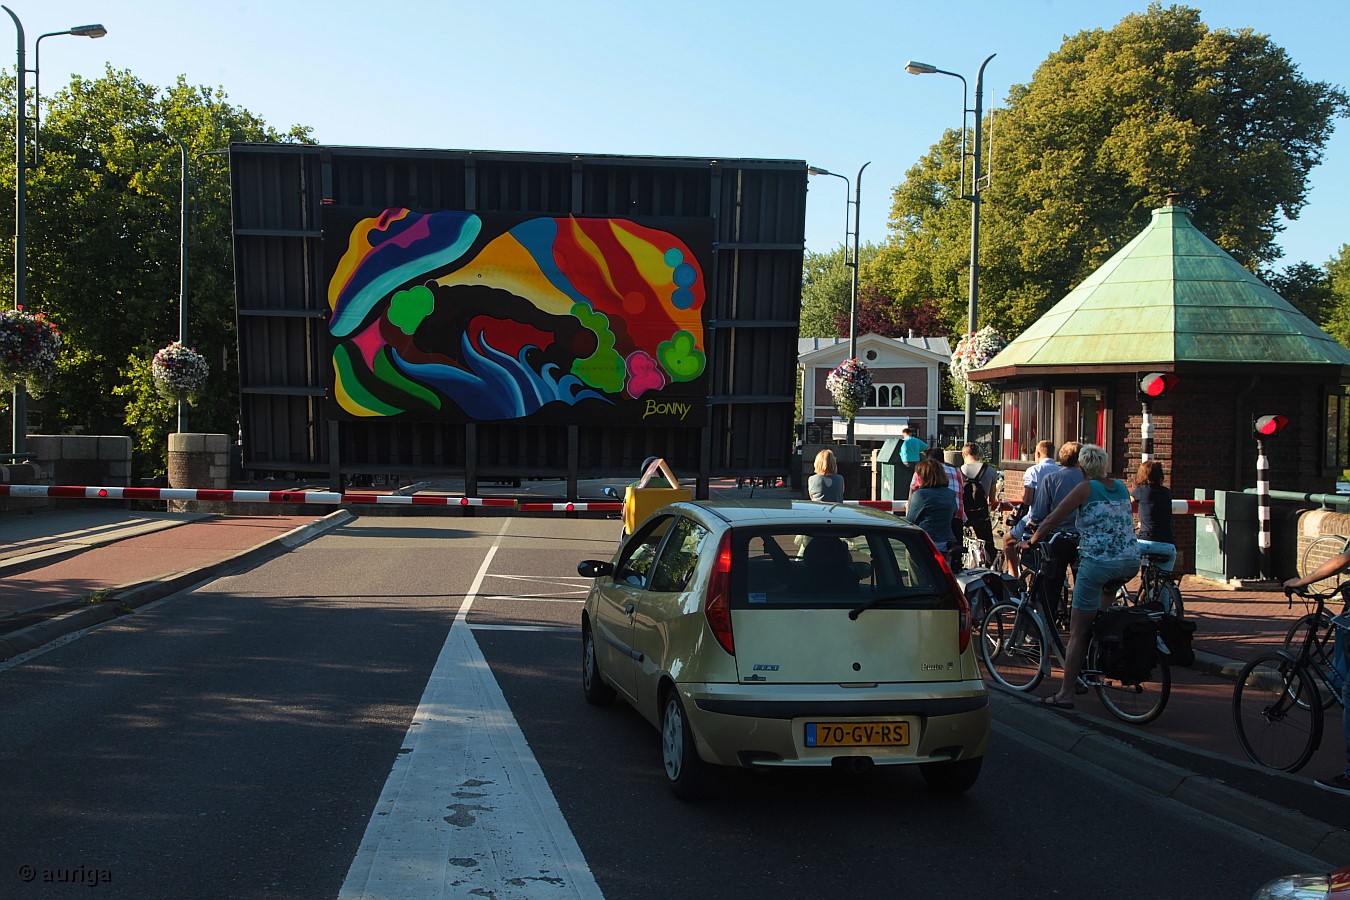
[1138,372,1177,398]
[1254,415,1289,436]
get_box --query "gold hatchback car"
[578,499,989,799]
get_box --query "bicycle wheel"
[1160,582,1185,619]
[978,602,1047,691]
[1283,612,1338,710]
[1090,647,1171,724]
[1299,536,1350,587]
[1232,654,1323,772]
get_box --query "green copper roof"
[982,203,1350,371]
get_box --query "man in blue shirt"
[897,426,928,500]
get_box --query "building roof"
[976,202,1350,377]
[798,334,951,367]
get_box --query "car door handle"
[625,603,636,616]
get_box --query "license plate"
[805,722,909,747]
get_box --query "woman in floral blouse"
[1018,443,1140,709]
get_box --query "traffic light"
[1137,372,1177,401]
[1253,415,1289,437]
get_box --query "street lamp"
[170,137,189,434]
[906,54,995,446]
[808,161,871,444]
[3,6,107,454]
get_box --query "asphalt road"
[0,515,1332,899]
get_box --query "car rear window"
[730,526,956,610]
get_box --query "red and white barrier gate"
[0,484,1216,517]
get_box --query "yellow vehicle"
[578,499,989,799]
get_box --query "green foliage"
[1324,245,1350,348]
[799,242,880,337]
[881,4,1349,339]
[0,67,313,472]
[1264,261,1333,324]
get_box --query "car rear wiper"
[848,594,905,620]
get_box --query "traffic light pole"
[1256,436,1271,580]
[1140,399,1153,462]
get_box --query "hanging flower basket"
[0,308,63,392]
[826,357,873,421]
[950,326,1007,404]
[152,341,210,402]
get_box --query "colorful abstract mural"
[324,209,711,426]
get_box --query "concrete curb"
[990,689,1350,864]
[0,509,355,663]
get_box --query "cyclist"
[1020,444,1138,709]
[1132,460,1176,571]
[1283,551,1350,796]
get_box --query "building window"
[1001,387,1108,462]
[1054,388,1108,449]
[1325,387,1350,472]
[866,384,905,408]
[1001,389,1045,462]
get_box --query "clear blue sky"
[23,0,1350,273]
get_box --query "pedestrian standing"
[897,426,928,500]
[907,459,958,564]
[960,443,998,565]
[1020,443,1140,709]
[1132,460,1176,570]
[808,448,845,503]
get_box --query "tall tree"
[799,242,881,337]
[1324,245,1350,348]
[0,68,312,470]
[1264,261,1333,324]
[880,4,1349,337]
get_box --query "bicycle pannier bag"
[1155,613,1196,667]
[1093,607,1159,683]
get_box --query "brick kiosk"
[971,199,1350,574]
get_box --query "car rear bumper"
[678,681,991,768]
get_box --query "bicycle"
[1299,534,1350,589]
[979,532,1171,724]
[1114,552,1185,618]
[1282,586,1348,711]
[1233,583,1348,772]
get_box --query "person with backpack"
[1019,444,1140,709]
[960,443,998,565]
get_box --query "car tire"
[918,756,983,794]
[661,690,717,800]
[581,625,616,706]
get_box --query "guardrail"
[0,484,1217,517]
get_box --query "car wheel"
[581,625,616,706]
[661,690,716,800]
[918,757,983,794]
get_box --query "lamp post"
[170,137,189,434]
[807,161,871,444]
[906,54,995,446]
[3,6,106,454]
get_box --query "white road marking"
[339,520,604,899]
[469,624,579,633]
[478,595,587,604]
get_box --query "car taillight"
[704,532,735,655]
[928,535,970,653]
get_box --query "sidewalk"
[2,488,1348,865]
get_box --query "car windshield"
[730,526,953,609]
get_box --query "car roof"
[667,499,918,530]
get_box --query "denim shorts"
[1073,555,1139,611]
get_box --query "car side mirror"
[603,486,621,500]
[577,559,614,578]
